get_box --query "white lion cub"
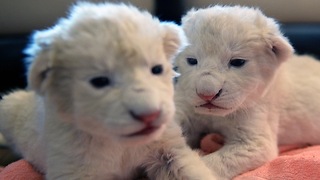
[174,5,320,179]
[0,2,215,180]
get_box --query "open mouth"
[196,103,228,110]
[127,125,160,137]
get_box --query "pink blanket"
[1,145,319,179]
[0,160,43,180]
[235,145,320,180]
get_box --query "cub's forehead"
[182,6,270,40]
[51,3,166,69]
[185,13,257,42]
[66,2,163,39]
[54,36,166,73]
[182,6,270,56]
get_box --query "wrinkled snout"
[196,73,223,101]
[130,110,161,124]
[197,89,222,101]
[123,84,163,123]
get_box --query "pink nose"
[197,89,222,101]
[197,93,217,101]
[131,111,161,124]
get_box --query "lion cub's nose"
[198,93,216,101]
[130,111,161,124]
[197,89,222,101]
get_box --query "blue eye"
[90,77,110,88]
[151,65,163,75]
[229,59,246,67]
[186,57,198,66]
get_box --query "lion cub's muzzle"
[127,110,162,136]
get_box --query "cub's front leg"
[145,122,216,180]
[175,110,205,149]
[201,116,278,180]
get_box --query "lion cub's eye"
[229,59,246,68]
[151,65,163,75]
[90,77,110,88]
[186,57,198,66]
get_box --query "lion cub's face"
[175,6,293,117]
[26,3,184,144]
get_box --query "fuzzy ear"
[27,56,51,95]
[269,34,294,62]
[24,28,59,95]
[257,14,294,62]
[161,22,187,60]
[251,8,294,62]
[181,8,197,26]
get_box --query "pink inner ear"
[270,36,294,62]
[272,46,277,54]
[271,45,283,60]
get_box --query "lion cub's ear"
[268,34,294,62]
[258,13,294,62]
[161,23,187,60]
[24,28,60,95]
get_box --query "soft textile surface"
[235,145,320,180]
[0,145,319,179]
[0,160,43,180]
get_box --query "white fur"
[0,2,215,179]
[174,5,320,179]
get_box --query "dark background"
[1,0,320,99]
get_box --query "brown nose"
[197,89,222,101]
[130,111,161,124]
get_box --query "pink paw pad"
[200,133,224,155]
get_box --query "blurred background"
[0,0,320,96]
[0,0,319,166]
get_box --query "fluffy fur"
[0,2,215,179]
[174,5,320,179]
